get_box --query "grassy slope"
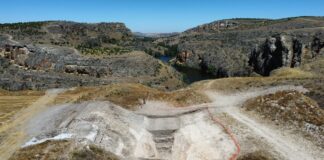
[53,83,208,110]
[9,140,120,160]
[0,90,44,127]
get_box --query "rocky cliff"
[1,18,324,91]
[0,21,132,46]
[157,17,324,77]
[0,35,184,91]
[0,21,170,57]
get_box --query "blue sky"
[0,0,323,32]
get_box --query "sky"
[0,0,323,33]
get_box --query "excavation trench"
[144,116,179,160]
[21,101,237,160]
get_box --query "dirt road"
[204,83,324,160]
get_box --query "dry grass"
[0,89,45,148]
[0,89,60,160]
[0,89,44,96]
[243,90,324,147]
[193,67,324,108]
[194,56,324,92]
[9,140,120,160]
[196,67,315,92]
[195,76,296,92]
[270,67,314,78]
[243,91,323,126]
[9,140,74,160]
[51,87,97,105]
[0,90,44,127]
[302,55,324,75]
[71,145,119,160]
[0,54,322,160]
[52,57,324,109]
[53,83,209,110]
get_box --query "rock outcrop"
[291,37,303,68]
[0,21,133,46]
[160,17,324,77]
[0,21,186,91]
[249,35,290,76]
[0,21,169,58]
[0,42,184,91]
[249,34,324,76]
[1,17,324,90]
[311,35,324,58]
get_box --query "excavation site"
[0,1,324,160]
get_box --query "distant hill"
[133,32,179,38]
[0,21,133,47]
[0,21,175,57]
[185,16,324,33]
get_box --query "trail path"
[204,81,323,160]
[0,89,65,160]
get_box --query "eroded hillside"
[0,21,189,91]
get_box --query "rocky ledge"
[159,17,324,77]
[0,40,184,91]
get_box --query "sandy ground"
[0,89,65,160]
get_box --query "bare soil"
[204,85,324,160]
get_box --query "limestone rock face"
[311,35,324,58]
[161,17,324,77]
[0,42,183,90]
[0,21,133,46]
[0,20,187,91]
[249,35,290,76]
[249,34,324,76]
[173,34,253,77]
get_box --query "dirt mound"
[243,90,324,146]
[53,83,209,110]
[244,90,323,126]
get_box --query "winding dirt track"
[203,81,324,160]
[223,107,316,160]
[0,89,65,160]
